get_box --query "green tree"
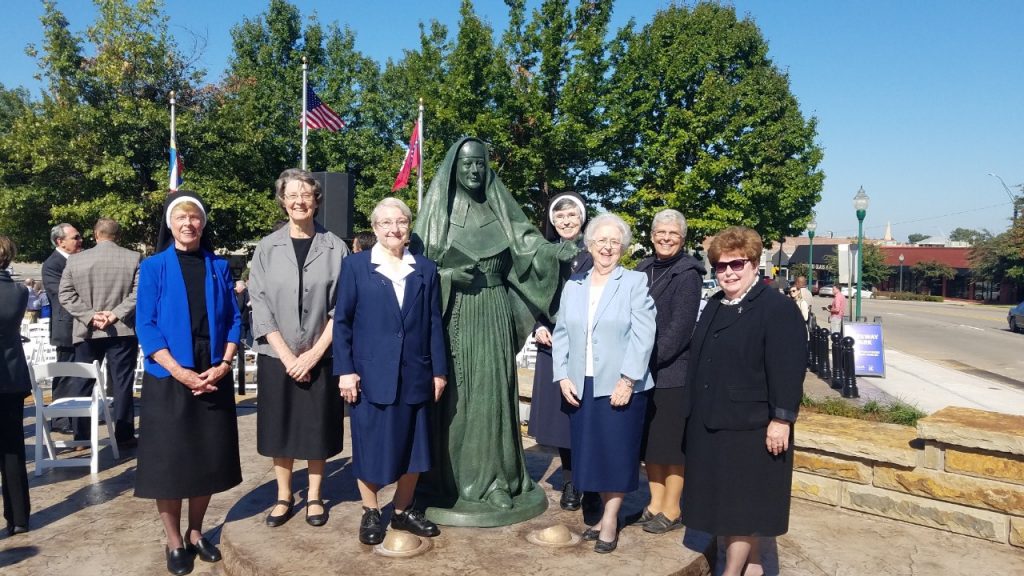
[948,227,992,245]
[908,232,927,244]
[604,3,823,245]
[912,260,956,293]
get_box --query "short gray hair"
[50,223,73,247]
[584,213,632,248]
[651,209,687,241]
[274,168,323,211]
[370,197,413,225]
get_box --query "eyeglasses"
[713,259,749,273]
[591,238,622,249]
[653,230,682,239]
[284,193,315,202]
[552,213,581,222]
[375,219,410,230]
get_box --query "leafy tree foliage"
[912,260,956,293]
[907,232,928,244]
[604,3,823,244]
[948,227,992,245]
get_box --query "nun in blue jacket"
[333,197,448,546]
[552,212,656,554]
[134,191,242,575]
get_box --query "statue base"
[420,484,548,527]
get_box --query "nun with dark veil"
[412,137,576,525]
[134,191,242,575]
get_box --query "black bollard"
[841,336,859,398]
[818,327,831,381]
[808,323,818,372]
[830,332,843,389]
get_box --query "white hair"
[584,213,632,247]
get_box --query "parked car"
[817,285,835,297]
[702,279,720,299]
[841,286,873,299]
[1007,301,1024,333]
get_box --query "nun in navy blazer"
[333,197,447,544]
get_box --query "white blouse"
[370,243,416,309]
[585,282,605,377]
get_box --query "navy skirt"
[568,377,649,493]
[349,379,431,486]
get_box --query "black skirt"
[135,339,242,499]
[526,343,572,449]
[256,354,344,460]
[640,386,686,465]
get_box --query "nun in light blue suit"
[552,212,656,554]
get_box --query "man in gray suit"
[59,218,142,447]
[41,223,83,434]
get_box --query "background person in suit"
[552,213,657,554]
[248,168,348,528]
[334,197,447,545]
[0,236,31,536]
[58,218,141,446]
[134,192,242,575]
[681,226,805,576]
[41,222,83,433]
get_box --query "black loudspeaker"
[311,172,355,239]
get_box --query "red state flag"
[391,121,420,191]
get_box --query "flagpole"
[170,90,176,146]
[301,57,308,170]
[417,98,424,210]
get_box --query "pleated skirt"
[568,377,649,493]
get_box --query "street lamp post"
[898,253,905,293]
[807,216,817,293]
[988,173,1018,223]
[853,187,870,321]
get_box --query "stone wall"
[793,407,1024,548]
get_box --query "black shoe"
[594,534,618,554]
[117,437,138,450]
[6,524,29,536]
[359,507,384,545]
[305,499,328,527]
[581,527,600,541]
[390,508,440,537]
[185,536,221,563]
[559,481,582,511]
[642,512,683,534]
[265,497,293,527]
[630,507,654,526]
[165,547,194,575]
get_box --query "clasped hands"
[173,363,230,396]
[560,376,634,408]
[89,311,118,330]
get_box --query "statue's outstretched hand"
[555,241,579,263]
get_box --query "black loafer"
[390,508,440,537]
[559,481,582,511]
[305,499,328,527]
[643,512,683,534]
[594,534,618,554]
[359,507,384,545]
[581,527,600,541]
[7,524,29,536]
[165,546,194,575]
[265,498,294,527]
[185,536,221,563]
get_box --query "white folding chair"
[25,321,50,341]
[29,360,120,476]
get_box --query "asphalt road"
[810,295,1024,391]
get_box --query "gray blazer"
[249,224,349,357]
[58,240,141,344]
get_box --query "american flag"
[304,86,346,131]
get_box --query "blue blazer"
[136,247,241,377]
[333,251,447,405]
[552,266,656,399]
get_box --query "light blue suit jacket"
[551,266,656,399]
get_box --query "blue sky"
[2,1,1022,242]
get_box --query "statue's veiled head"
[455,139,488,196]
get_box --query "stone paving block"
[917,407,1024,457]
[873,465,1024,516]
[842,483,1009,543]
[945,447,1024,486]
[919,440,944,470]
[794,450,872,483]
[1010,516,1024,548]
[792,471,842,505]
[796,412,918,467]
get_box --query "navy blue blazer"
[136,247,241,378]
[333,251,447,405]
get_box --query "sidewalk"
[3,351,1023,575]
